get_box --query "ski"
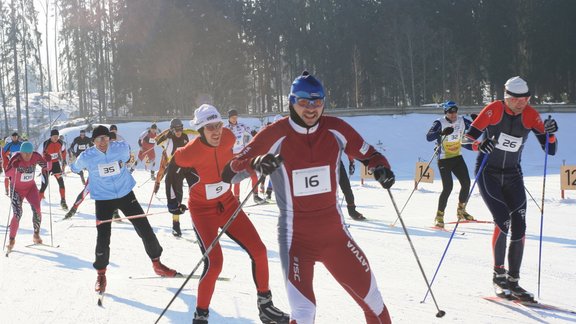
[444,220,493,225]
[429,226,465,235]
[483,296,576,315]
[24,243,61,249]
[244,200,272,208]
[128,274,232,281]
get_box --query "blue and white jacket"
[70,141,135,200]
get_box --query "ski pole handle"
[95,211,170,226]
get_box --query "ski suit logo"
[347,240,370,272]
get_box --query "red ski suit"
[5,152,49,238]
[172,128,270,310]
[229,116,392,324]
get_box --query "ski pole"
[2,171,17,251]
[422,152,489,303]
[524,186,542,213]
[537,119,551,299]
[155,173,268,323]
[95,210,170,226]
[145,190,155,214]
[391,132,451,227]
[387,188,446,318]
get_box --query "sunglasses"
[446,107,458,114]
[172,127,184,132]
[295,97,325,108]
[94,135,110,143]
[204,122,224,131]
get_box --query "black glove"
[479,137,496,154]
[441,127,454,136]
[153,182,160,194]
[544,118,558,134]
[168,202,188,215]
[251,154,283,175]
[470,113,478,121]
[373,166,395,189]
[348,161,355,176]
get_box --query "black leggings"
[437,155,470,212]
[93,191,163,270]
[339,161,355,207]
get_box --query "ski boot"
[257,291,290,324]
[507,276,535,302]
[6,238,15,253]
[493,268,510,298]
[152,258,178,277]
[32,232,43,245]
[95,269,107,293]
[64,207,77,219]
[266,188,273,200]
[60,199,69,211]
[457,203,475,221]
[254,195,265,205]
[348,205,366,221]
[434,210,445,228]
[193,308,209,324]
[172,221,182,237]
[150,170,156,180]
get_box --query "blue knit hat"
[441,101,458,113]
[20,141,34,153]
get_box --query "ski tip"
[436,310,446,318]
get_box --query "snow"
[1,113,575,323]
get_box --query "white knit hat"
[505,76,530,97]
[191,104,222,130]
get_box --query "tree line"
[2,0,576,134]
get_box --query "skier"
[39,129,68,210]
[165,104,289,324]
[225,109,264,204]
[222,71,394,323]
[70,125,179,296]
[2,132,23,196]
[4,142,49,252]
[68,129,93,185]
[339,157,365,220]
[463,76,558,302]
[109,124,126,141]
[426,101,475,228]
[153,118,196,237]
[64,132,119,220]
[134,123,159,179]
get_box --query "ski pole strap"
[95,211,170,226]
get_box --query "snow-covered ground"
[1,113,575,323]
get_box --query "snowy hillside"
[1,113,575,323]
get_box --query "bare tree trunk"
[45,0,52,92]
[54,2,59,92]
[11,0,23,133]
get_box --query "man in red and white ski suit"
[39,129,68,209]
[223,71,395,324]
[165,104,289,324]
[5,142,49,249]
[136,123,159,179]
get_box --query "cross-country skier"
[225,109,265,204]
[463,76,558,302]
[39,129,68,210]
[134,123,159,179]
[222,71,394,324]
[70,125,179,296]
[165,104,289,324]
[153,118,196,237]
[2,132,23,196]
[339,156,365,220]
[426,101,475,228]
[4,142,49,252]
[68,129,93,185]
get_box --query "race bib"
[97,161,121,177]
[50,153,59,160]
[78,144,86,150]
[20,172,34,182]
[292,165,331,197]
[496,133,522,152]
[148,138,156,144]
[205,181,230,200]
